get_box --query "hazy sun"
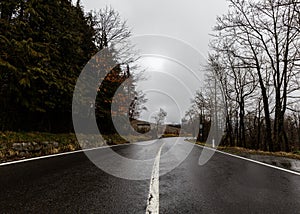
[140,56,166,72]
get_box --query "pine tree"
[0,0,96,131]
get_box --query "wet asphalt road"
[0,137,300,213]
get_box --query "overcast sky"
[79,0,229,123]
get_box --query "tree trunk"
[257,70,273,151]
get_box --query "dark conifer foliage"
[0,2,145,134]
[0,0,96,132]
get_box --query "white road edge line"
[0,140,158,167]
[0,141,148,167]
[146,143,165,214]
[190,141,300,176]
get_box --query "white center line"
[145,142,165,214]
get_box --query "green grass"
[293,150,300,155]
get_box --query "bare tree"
[184,105,199,138]
[209,41,258,147]
[128,91,148,120]
[212,0,300,151]
[152,108,167,138]
[87,6,147,134]
[89,6,139,67]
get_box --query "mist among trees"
[186,0,300,153]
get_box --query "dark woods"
[0,1,140,133]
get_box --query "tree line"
[186,0,300,153]
[0,0,143,133]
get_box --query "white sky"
[78,0,229,123]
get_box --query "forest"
[185,0,300,153]
[0,0,141,134]
[2,0,300,154]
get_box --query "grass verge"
[0,131,152,163]
[188,139,300,160]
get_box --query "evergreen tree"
[0,0,96,131]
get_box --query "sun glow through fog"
[141,56,166,72]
